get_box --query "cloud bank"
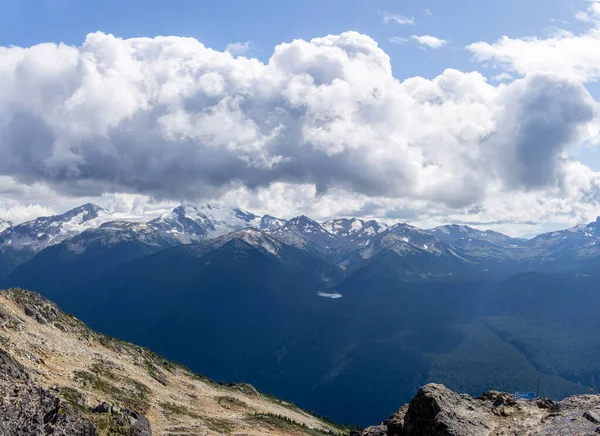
[0,28,599,233]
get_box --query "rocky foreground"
[357,383,600,436]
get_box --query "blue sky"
[1,0,600,236]
[0,0,589,81]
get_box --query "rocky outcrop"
[363,383,600,436]
[0,347,97,435]
[402,384,493,435]
[384,404,408,436]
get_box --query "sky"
[1,0,600,237]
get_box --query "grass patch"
[73,370,150,413]
[59,386,87,411]
[158,401,200,419]
[90,360,120,381]
[202,416,237,433]
[225,382,259,397]
[246,413,341,435]
[258,392,358,434]
[217,395,248,409]
[159,401,236,433]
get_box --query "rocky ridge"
[357,383,600,436]
[0,288,350,435]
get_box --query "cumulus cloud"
[467,4,600,82]
[485,74,596,189]
[0,30,599,234]
[411,35,448,49]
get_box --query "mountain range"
[3,204,600,426]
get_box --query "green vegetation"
[90,360,120,381]
[158,401,237,433]
[225,382,259,397]
[217,395,248,409]
[201,416,237,433]
[158,401,200,418]
[73,370,150,413]
[90,414,133,436]
[59,386,87,412]
[257,392,360,434]
[246,413,343,435]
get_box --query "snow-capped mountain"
[0,219,12,233]
[430,224,524,248]
[259,215,287,232]
[57,204,264,255]
[149,205,216,244]
[273,215,336,249]
[195,204,261,235]
[0,203,113,251]
[9,202,600,281]
[331,222,469,274]
[322,218,388,245]
[64,221,171,255]
[359,223,461,258]
[525,217,600,261]
[183,228,285,259]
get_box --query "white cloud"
[0,31,599,235]
[380,12,415,25]
[575,3,600,23]
[389,37,409,44]
[411,35,448,49]
[225,41,252,56]
[467,4,600,83]
[424,9,432,16]
[492,72,514,82]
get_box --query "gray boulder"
[402,384,492,436]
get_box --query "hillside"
[0,288,351,436]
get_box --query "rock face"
[0,347,97,435]
[364,383,600,436]
[402,384,493,436]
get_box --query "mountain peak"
[150,204,215,243]
[284,215,332,235]
[172,204,202,217]
[195,204,261,233]
[322,217,388,240]
[287,215,322,227]
[259,215,287,232]
[58,203,112,224]
[0,204,113,251]
[71,203,106,216]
